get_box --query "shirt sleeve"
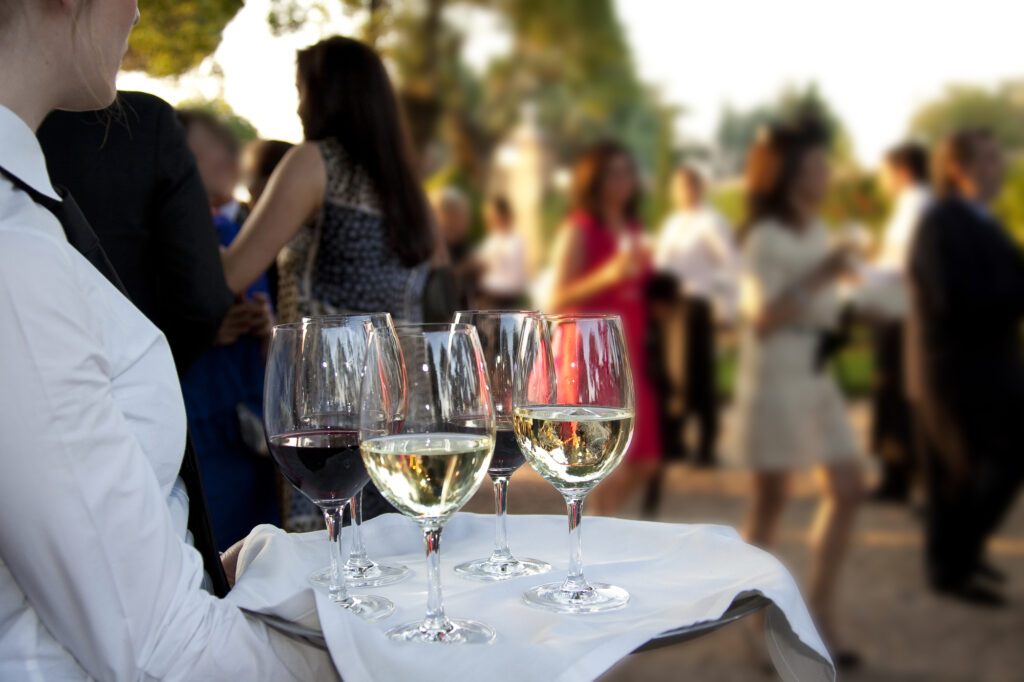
[0,228,332,682]
[150,99,235,374]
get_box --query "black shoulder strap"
[0,163,231,597]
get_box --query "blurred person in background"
[178,110,279,549]
[547,140,662,515]
[906,128,1024,606]
[221,35,439,528]
[241,138,294,309]
[243,139,294,209]
[474,195,528,309]
[37,94,234,375]
[734,121,864,667]
[869,142,931,502]
[432,185,476,310]
[654,165,738,467]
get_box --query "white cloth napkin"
[228,513,834,682]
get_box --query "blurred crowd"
[34,34,1023,674]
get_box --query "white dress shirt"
[851,184,931,320]
[476,230,528,297]
[655,204,738,318]
[0,105,334,681]
[877,184,931,272]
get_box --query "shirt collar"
[0,104,60,201]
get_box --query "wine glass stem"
[563,495,589,593]
[422,524,451,632]
[490,476,513,562]
[345,490,371,570]
[322,504,349,601]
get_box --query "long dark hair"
[297,36,433,266]
[570,140,640,223]
[740,119,828,237]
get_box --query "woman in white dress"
[0,2,334,678]
[734,122,864,665]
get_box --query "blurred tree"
[909,83,1024,150]
[714,83,854,177]
[177,98,259,143]
[123,0,244,76]
[995,156,1024,245]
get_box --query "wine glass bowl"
[301,314,409,589]
[452,310,551,581]
[360,323,497,644]
[263,322,393,621]
[513,314,635,614]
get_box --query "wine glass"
[263,322,393,620]
[360,323,497,643]
[302,314,410,589]
[513,314,635,613]
[452,311,551,581]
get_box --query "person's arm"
[547,222,632,311]
[0,228,333,682]
[150,99,234,372]
[740,227,847,337]
[222,142,326,295]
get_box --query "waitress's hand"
[221,538,246,588]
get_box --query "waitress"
[0,1,334,678]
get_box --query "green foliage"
[994,155,1024,246]
[124,0,244,76]
[177,98,259,143]
[821,172,888,234]
[909,82,1024,149]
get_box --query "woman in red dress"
[547,141,662,515]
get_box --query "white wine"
[360,433,493,521]
[512,405,634,492]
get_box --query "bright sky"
[119,0,1024,165]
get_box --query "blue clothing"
[181,213,279,549]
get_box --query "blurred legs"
[808,461,864,641]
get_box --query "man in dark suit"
[36,92,241,595]
[906,128,1024,606]
[37,91,235,373]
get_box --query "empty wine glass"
[360,323,497,643]
[301,314,409,589]
[263,322,393,620]
[452,311,551,581]
[513,314,635,613]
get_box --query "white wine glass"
[360,323,497,643]
[453,311,551,581]
[263,322,393,620]
[302,313,410,589]
[513,314,635,613]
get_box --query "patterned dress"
[276,139,430,531]
[276,138,429,325]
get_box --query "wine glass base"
[386,618,495,644]
[454,556,551,581]
[522,581,630,614]
[328,593,395,622]
[308,562,410,588]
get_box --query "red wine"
[488,428,526,479]
[267,429,369,505]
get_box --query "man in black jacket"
[906,128,1024,606]
[37,91,235,373]
[36,92,239,595]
